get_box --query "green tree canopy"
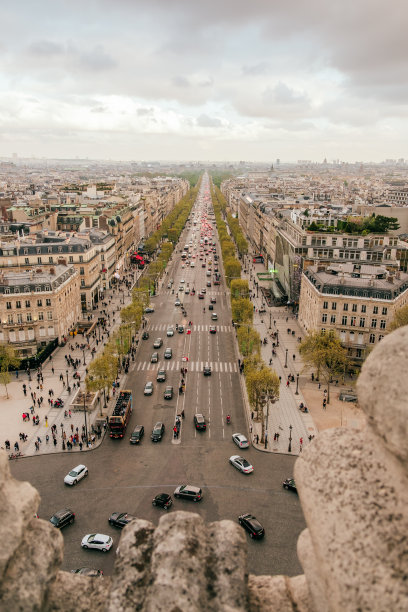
[231,298,253,324]
[299,330,349,403]
[388,304,408,332]
[224,257,241,286]
[86,352,118,410]
[230,279,249,300]
[237,325,261,357]
[0,343,20,398]
[245,366,280,442]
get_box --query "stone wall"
[1,327,407,611]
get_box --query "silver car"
[232,433,249,449]
[144,381,153,396]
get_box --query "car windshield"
[68,470,78,477]
[50,516,59,525]
[242,460,250,467]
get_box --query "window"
[69,256,74,263]
[37,257,42,264]
[16,300,21,308]
[371,319,377,328]
[49,256,53,263]
[7,314,13,324]
[369,333,376,344]
[6,302,11,310]
[361,305,366,313]
[38,312,44,321]
[25,300,30,308]
[342,315,348,325]
[80,267,85,275]
[47,311,53,320]
[378,335,384,342]
[323,301,328,309]
[24,257,29,264]
[351,316,356,326]
[330,314,336,324]
[382,307,388,315]
[373,306,378,314]
[343,303,348,311]
[79,255,83,263]
[380,320,386,329]
[322,313,327,323]
[17,313,23,324]
[37,299,42,307]
[26,313,32,322]
[359,317,365,328]
[356,348,362,358]
[332,302,337,310]
[352,304,357,312]
[46,298,51,306]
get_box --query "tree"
[86,352,118,412]
[299,330,349,403]
[0,343,20,398]
[246,366,280,443]
[230,279,249,300]
[389,304,408,331]
[237,325,261,357]
[231,298,253,324]
[132,286,150,307]
[224,257,241,286]
[121,302,143,337]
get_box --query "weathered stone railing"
[1,327,407,611]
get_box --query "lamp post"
[82,348,86,366]
[285,348,288,368]
[295,372,299,395]
[83,383,88,443]
[65,369,69,388]
[288,424,293,453]
[276,330,279,346]
[269,311,272,329]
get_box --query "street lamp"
[285,348,288,368]
[82,383,88,444]
[295,372,299,395]
[82,348,86,366]
[65,369,69,388]
[288,424,293,453]
[269,311,272,329]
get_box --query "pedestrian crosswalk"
[135,360,238,373]
[147,323,232,333]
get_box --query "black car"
[142,331,149,340]
[178,325,184,333]
[156,369,166,382]
[282,478,297,492]
[174,485,202,502]
[203,365,211,376]
[238,513,265,539]
[108,512,137,529]
[71,567,103,577]
[164,386,173,400]
[209,304,214,311]
[151,422,165,442]
[129,425,144,444]
[49,508,75,529]
[152,493,173,510]
[194,414,206,431]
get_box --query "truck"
[109,390,132,438]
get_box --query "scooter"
[226,415,231,424]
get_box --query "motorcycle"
[226,415,231,424]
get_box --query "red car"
[198,293,204,299]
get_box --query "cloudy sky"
[1,0,407,162]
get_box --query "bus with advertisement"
[108,390,132,438]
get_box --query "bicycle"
[9,452,24,460]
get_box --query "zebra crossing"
[135,360,238,373]
[148,323,232,333]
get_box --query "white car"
[229,455,254,474]
[180,279,185,283]
[175,300,181,306]
[144,381,153,396]
[81,533,113,553]
[64,464,88,486]
[232,433,249,449]
[167,327,174,336]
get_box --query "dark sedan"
[152,493,173,510]
[282,478,297,492]
[108,512,137,529]
[238,513,265,539]
[151,422,165,442]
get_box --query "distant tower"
[276,158,280,167]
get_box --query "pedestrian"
[300,437,303,447]
[251,411,254,420]
[14,441,19,452]
[318,382,321,390]
[51,367,54,375]
[79,441,83,451]
[46,434,49,444]
[293,354,296,360]
[37,436,42,444]
[286,380,290,387]
[35,441,39,451]
[53,437,57,447]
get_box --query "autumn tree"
[299,330,349,403]
[231,298,253,324]
[230,279,249,300]
[86,352,118,411]
[237,325,261,357]
[388,304,408,332]
[0,343,20,398]
[246,365,280,443]
[120,302,143,337]
[224,257,241,286]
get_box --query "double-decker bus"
[109,390,132,438]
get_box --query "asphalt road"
[10,178,306,578]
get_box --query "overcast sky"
[1,0,407,162]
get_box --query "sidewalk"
[238,251,364,456]
[0,269,141,458]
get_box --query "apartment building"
[298,263,408,365]
[0,265,80,357]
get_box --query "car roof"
[132,425,143,432]
[73,464,86,471]
[180,485,200,492]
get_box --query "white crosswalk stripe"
[135,360,238,372]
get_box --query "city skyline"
[1,0,407,162]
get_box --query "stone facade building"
[298,263,408,364]
[0,264,80,357]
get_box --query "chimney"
[50,267,55,275]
